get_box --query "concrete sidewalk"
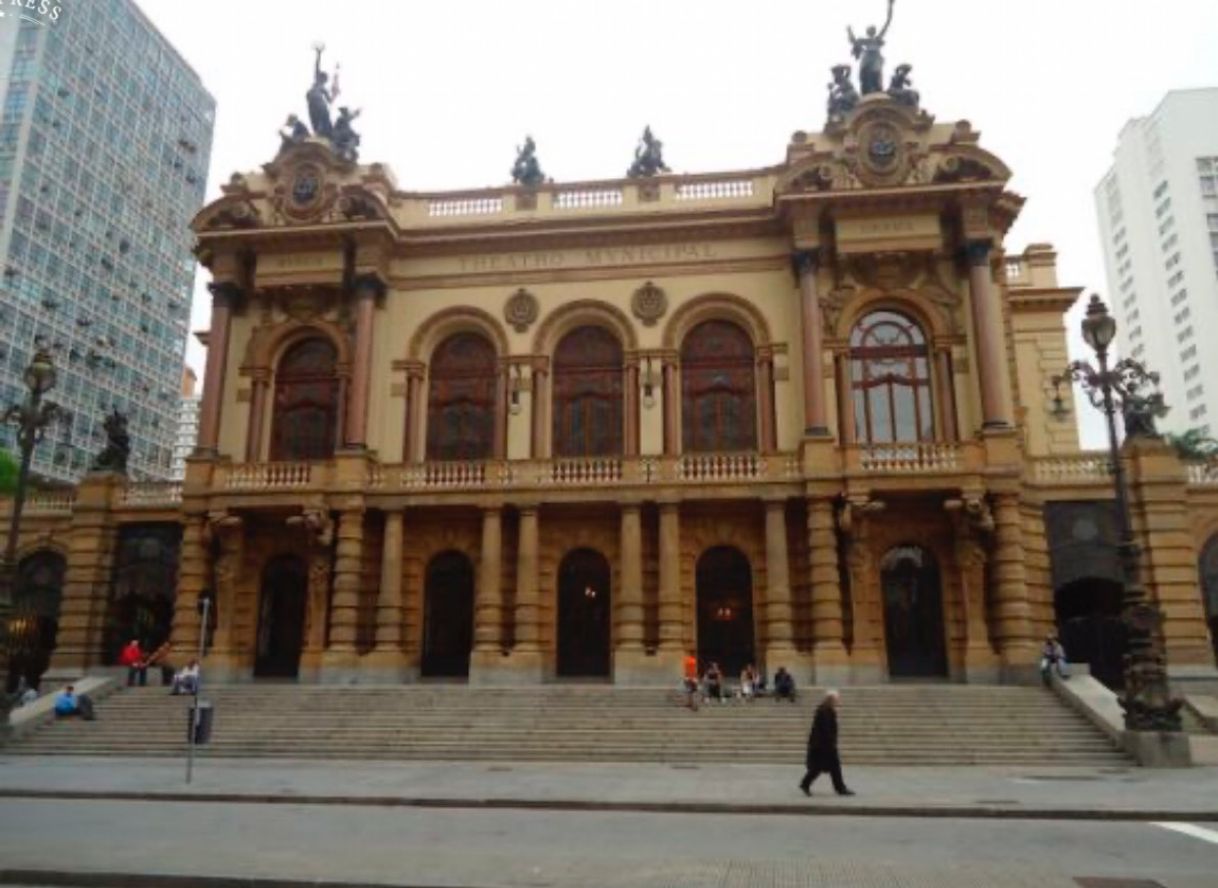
[1,755,1216,821]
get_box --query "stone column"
[615,503,649,682]
[796,250,829,435]
[169,515,208,658]
[763,499,798,673]
[842,504,882,682]
[196,282,238,455]
[990,493,1035,679]
[493,363,508,460]
[364,510,410,681]
[835,356,856,443]
[344,276,381,449]
[662,357,680,455]
[624,361,640,457]
[530,363,549,458]
[966,243,1014,429]
[205,515,244,680]
[297,550,331,683]
[470,506,507,684]
[320,509,364,683]
[953,520,1001,683]
[504,504,545,680]
[244,369,270,462]
[44,475,115,675]
[657,502,684,664]
[757,349,776,453]
[808,497,848,683]
[934,348,958,442]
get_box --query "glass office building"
[0,0,214,481]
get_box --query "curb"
[0,870,447,888]
[2,788,1216,822]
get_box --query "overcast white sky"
[138,0,1218,447]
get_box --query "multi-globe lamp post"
[1050,294,1182,732]
[0,347,64,737]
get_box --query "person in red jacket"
[119,639,147,687]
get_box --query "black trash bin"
[188,700,214,745]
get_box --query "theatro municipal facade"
[10,55,1218,691]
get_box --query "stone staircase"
[7,684,1130,766]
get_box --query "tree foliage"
[0,448,19,496]
[1164,428,1218,462]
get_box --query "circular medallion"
[289,164,324,211]
[631,281,668,327]
[504,288,539,333]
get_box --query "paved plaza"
[0,757,1216,887]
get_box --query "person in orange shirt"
[682,654,700,711]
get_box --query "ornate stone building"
[9,88,1218,690]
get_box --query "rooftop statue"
[306,43,338,138]
[92,408,130,475]
[887,63,919,109]
[847,0,895,95]
[333,106,362,163]
[826,64,860,118]
[279,114,309,150]
[512,136,545,188]
[627,126,671,178]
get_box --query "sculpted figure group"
[279,44,362,163]
[827,0,921,121]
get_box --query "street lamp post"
[0,347,63,738]
[1051,294,1183,733]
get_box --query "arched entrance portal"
[255,555,308,678]
[696,546,755,677]
[6,550,66,692]
[1055,578,1127,690]
[422,551,475,678]
[557,548,612,677]
[881,545,948,679]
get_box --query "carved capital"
[793,249,821,278]
[964,241,992,268]
[352,273,387,301]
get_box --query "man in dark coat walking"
[799,690,855,797]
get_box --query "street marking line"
[1152,821,1218,845]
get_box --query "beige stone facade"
[7,93,1218,689]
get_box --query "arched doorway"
[255,555,308,678]
[1200,535,1218,667]
[557,549,612,677]
[695,546,755,677]
[1055,578,1128,690]
[6,550,65,692]
[881,545,948,678]
[422,551,475,678]
[105,524,181,665]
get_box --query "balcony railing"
[1188,461,1218,487]
[1029,454,1112,484]
[846,442,971,474]
[22,490,76,515]
[223,462,315,491]
[120,482,183,507]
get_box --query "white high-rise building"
[172,366,200,481]
[1094,89,1218,438]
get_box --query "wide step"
[9,685,1130,766]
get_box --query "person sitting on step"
[53,685,95,720]
[704,662,724,702]
[773,666,796,703]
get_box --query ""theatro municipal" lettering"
[458,243,716,274]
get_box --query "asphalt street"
[1,798,1217,888]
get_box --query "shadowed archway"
[695,546,755,678]
[881,545,947,679]
[422,551,475,679]
[556,548,612,678]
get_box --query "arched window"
[681,320,757,452]
[270,337,339,461]
[553,326,623,457]
[850,310,934,443]
[426,333,498,461]
[1200,535,1218,666]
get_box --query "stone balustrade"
[846,442,972,474]
[1188,461,1218,486]
[1029,454,1112,484]
[120,482,183,507]
[405,172,773,224]
[21,490,76,515]
[222,461,315,491]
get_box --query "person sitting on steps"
[704,662,724,702]
[1040,635,1070,686]
[53,685,95,721]
[773,666,796,702]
